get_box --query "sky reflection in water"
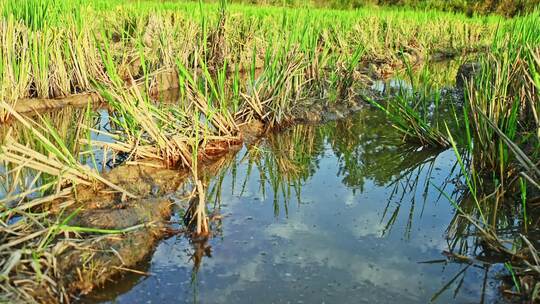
[88,107,502,304]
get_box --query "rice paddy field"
[0,0,539,303]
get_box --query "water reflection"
[0,104,161,202]
[83,106,505,304]
[0,106,110,202]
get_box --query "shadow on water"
[81,103,507,303]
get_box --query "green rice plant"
[240,46,308,127]
[29,31,50,98]
[92,28,239,171]
[442,62,540,299]
[428,17,540,249]
[0,0,504,129]
[333,45,365,99]
[366,61,451,148]
[0,18,32,120]
[1,0,74,30]
[464,55,523,182]
[453,13,539,194]
[370,11,538,202]
[368,97,450,147]
[484,111,540,191]
[520,177,528,232]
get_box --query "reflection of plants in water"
[322,108,401,192]
[434,171,540,300]
[366,58,464,148]
[262,125,323,215]
[195,107,511,302]
[0,106,111,203]
[183,127,325,297]
[321,107,461,239]
[427,261,493,303]
[202,123,326,219]
[209,107,465,239]
[189,237,212,304]
[381,148,460,239]
[321,107,453,195]
[188,238,210,304]
[429,189,534,301]
[231,125,325,216]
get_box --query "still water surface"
[86,106,504,303]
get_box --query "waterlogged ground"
[83,106,506,304]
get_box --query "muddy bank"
[289,93,375,126]
[44,198,172,301]
[24,163,186,302]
